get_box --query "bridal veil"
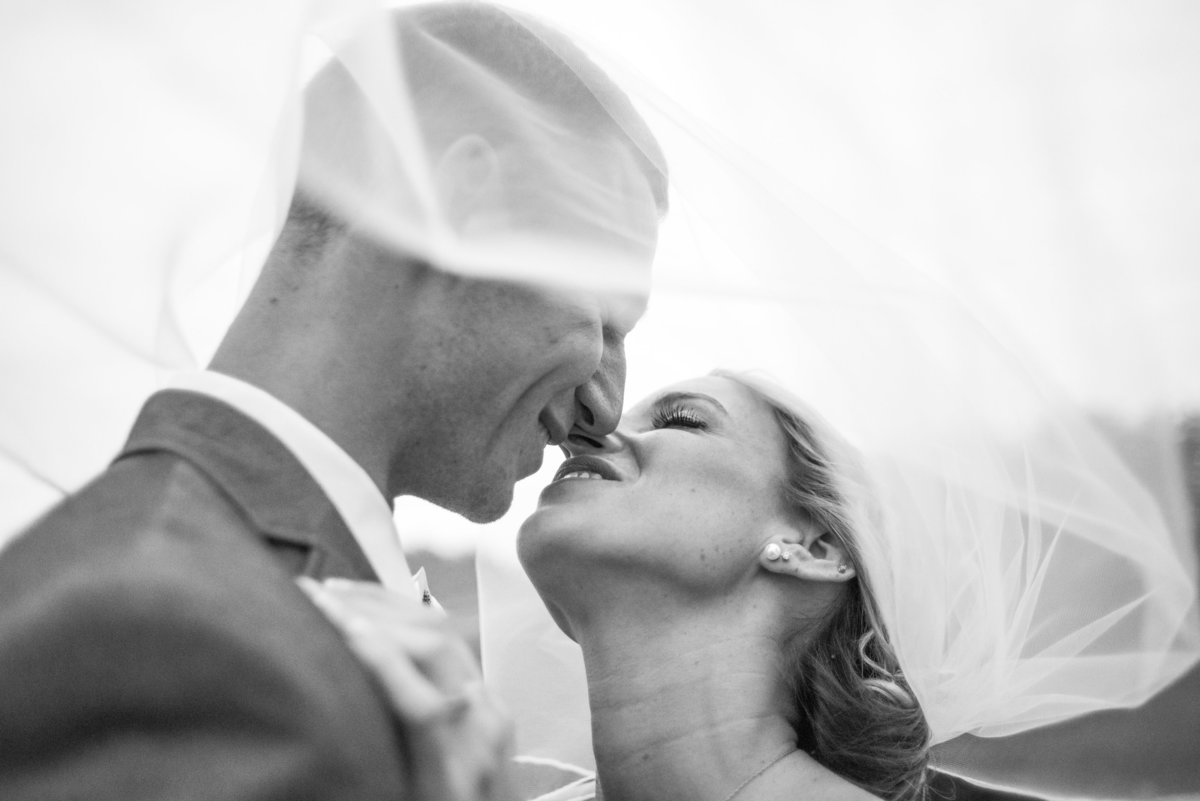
[1,0,1197,794]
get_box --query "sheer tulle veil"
[1,0,1197,792]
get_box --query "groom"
[0,4,665,800]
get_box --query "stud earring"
[781,550,792,561]
[837,563,848,574]
[764,543,782,561]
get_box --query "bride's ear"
[435,133,501,230]
[758,520,856,584]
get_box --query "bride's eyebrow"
[653,391,729,416]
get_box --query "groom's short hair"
[287,1,667,248]
[400,2,668,215]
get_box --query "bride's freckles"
[518,375,794,597]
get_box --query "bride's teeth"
[559,470,603,481]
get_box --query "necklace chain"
[720,744,794,801]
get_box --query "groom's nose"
[569,340,625,443]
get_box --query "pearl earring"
[764,543,782,561]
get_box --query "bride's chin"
[515,511,575,580]
[517,514,610,606]
[517,501,588,553]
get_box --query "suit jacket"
[0,390,411,800]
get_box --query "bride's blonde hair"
[717,371,931,801]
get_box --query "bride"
[513,371,925,800]
[308,368,1197,800]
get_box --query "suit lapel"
[118,390,380,583]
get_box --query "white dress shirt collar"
[164,370,420,600]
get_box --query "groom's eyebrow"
[656,391,729,416]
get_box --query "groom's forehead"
[606,290,649,332]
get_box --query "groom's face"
[416,280,649,523]
[408,158,659,523]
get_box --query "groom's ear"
[436,134,502,231]
[758,518,856,584]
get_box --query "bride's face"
[519,375,794,597]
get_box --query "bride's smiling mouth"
[551,455,622,484]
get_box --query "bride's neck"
[575,602,863,801]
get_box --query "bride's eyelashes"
[650,403,708,430]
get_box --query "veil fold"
[1,0,1197,793]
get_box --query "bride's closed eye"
[651,403,708,430]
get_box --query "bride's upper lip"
[552,454,623,483]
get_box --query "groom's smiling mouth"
[552,455,621,483]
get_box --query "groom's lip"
[552,455,622,483]
[539,414,569,447]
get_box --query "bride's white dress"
[1,1,1197,797]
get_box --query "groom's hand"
[299,577,516,801]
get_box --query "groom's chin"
[453,481,515,525]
